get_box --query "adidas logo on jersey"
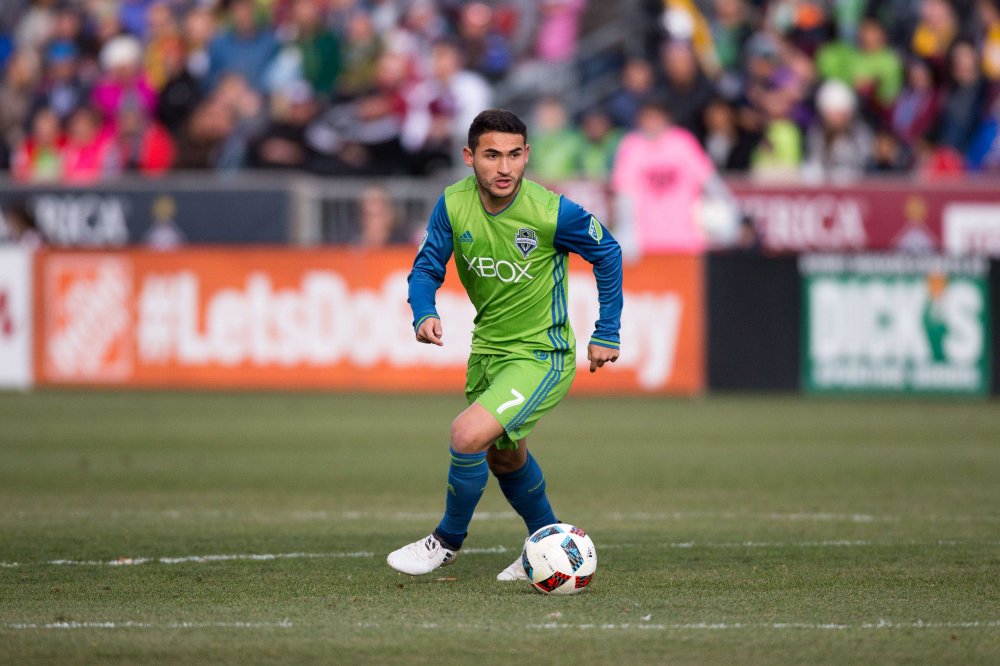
[459,230,474,244]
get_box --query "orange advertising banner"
[34,248,704,394]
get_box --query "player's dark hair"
[467,109,527,151]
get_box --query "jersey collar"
[478,182,522,218]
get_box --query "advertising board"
[0,247,33,388]
[35,249,705,394]
[801,254,990,394]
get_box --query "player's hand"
[415,317,443,346]
[587,344,619,373]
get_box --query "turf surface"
[1,391,998,664]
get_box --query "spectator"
[749,88,803,179]
[662,0,719,76]
[91,1,124,51]
[607,57,656,128]
[501,0,583,98]
[916,135,965,177]
[741,32,784,107]
[247,80,317,170]
[576,107,623,179]
[208,0,279,93]
[1,201,45,248]
[62,105,119,182]
[181,6,217,85]
[49,5,90,61]
[287,0,340,97]
[0,3,27,46]
[173,96,235,169]
[212,73,266,170]
[818,18,903,115]
[92,35,157,124]
[803,79,874,181]
[0,49,41,164]
[398,0,447,58]
[143,1,180,92]
[535,0,585,64]
[456,2,512,82]
[766,0,828,56]
[12,106,64,182]
[890,57,942,145]
[527,96,583,182]
[401,39,491,171]
[336,9,382,99]
[854,18,905,112]
[119,0,156,41]
[978,0,1000,88]
[701,97,758,172]
[300,48,412,176]
[611,98,723,258]
[369,0,402,37]
[911,0,959,78]
[32,40,89,123]
[156,36,202,136]
[866,126,914,173]
[968,96,1000,169]
[114,105,175,174]
[13,0,55,54]
[658,39,716,135]
[708,0,753,92]
[937,41,987,154]
[350,184,410,247]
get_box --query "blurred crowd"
[0,0,583,182]
[528,0,1000,184]
[3,0,1000,188]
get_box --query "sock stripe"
[449,456,487,467]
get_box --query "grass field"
[1,391,999,665]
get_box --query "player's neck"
[478,182,521,216]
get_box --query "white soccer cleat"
[496,554,528,581]
[387,534,459,576]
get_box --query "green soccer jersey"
[408,176,623,357]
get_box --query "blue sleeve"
[553,196,623,349]
[407,195,453,329]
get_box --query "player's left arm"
[553,196,623,373]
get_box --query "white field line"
[3,620,293,630]
[5,509,1000,524]
[351,619,1000,633]
[5,619,996,633]
[521,620,1000,632]
[2,540,997,569]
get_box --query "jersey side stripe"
[546,254,570,362]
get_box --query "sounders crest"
[514,228,538,259]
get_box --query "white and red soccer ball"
[521,523,597,595]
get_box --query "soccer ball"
[521,523,597,595]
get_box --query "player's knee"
[450,418,486,454]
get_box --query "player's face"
[464,132,530,212]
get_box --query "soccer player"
[387,109,623,580]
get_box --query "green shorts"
[465,351,575,450]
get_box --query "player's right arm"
[407,194,453,345]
